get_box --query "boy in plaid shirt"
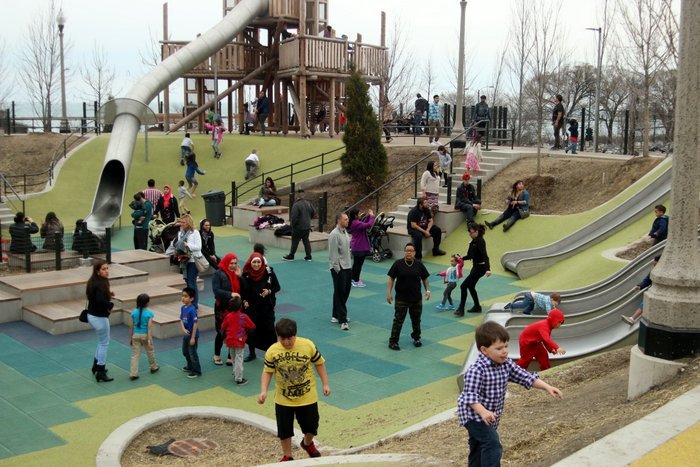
[458,322,563,465]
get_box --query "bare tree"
[617,0,667,156]
[547,64,595,118]
[17,0,61,132]
[0,38,10,108]
[378,19,416,120]
[528,0,563,174]
[506,0,534,145]
[139,26,165,111]
[421,56,439,104]
[81,43,117,112]
[599,64,632,144]
[490,47,508,108]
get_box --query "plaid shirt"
[457,354,537,429]
[428,101,441,121]
[532,292,554,312]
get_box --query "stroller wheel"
[372,252,382,263]
[384,250,393,259]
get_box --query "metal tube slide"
[85,0,270,232]
[501,164,672,279]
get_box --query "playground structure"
[85,0,387,234]
[162,0,387,137]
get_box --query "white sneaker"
[351,280,367,288]
[621,316,636,325]
[340,322,350,331]
[330,317,338,323]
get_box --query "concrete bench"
[232,204,289,229]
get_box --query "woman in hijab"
[156,184,180,224]
[240,252,280,362]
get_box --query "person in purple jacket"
[347,207,376,288]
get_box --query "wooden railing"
[161,41,269,77]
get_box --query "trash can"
[202,190,226,226]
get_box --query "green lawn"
[25,133,344,226]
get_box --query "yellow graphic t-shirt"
[263,337,325,407]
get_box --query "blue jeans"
[185,262,199,307]
[182,335,201,374]
[509,293,534,315]
[466,421,503,467]
[88,314,110,365]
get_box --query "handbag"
[79,299,89,323]
[517,206,530,219]
[194,254,210,272]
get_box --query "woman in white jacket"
[176,214,203,307]
[421,160,441,214]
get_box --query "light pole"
[586,27,602,152]
[57,9,69,133]
[453,0,467,137]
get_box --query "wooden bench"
[7,250,86,270]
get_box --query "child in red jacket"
[221,295,255,385]
[516,308,566,371]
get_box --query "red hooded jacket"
[518,308,565,353]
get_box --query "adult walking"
[86,260,115,382]
[428,94,442,146]
[155,185,180,224]
[282,190,315,262]
[454,174,481,225]
[174,214,203,307]
[407,197,445,260]
[454,223,491,316]
[551,94,565,149]
[329,212,352,330]
[212,253,242,365]
[348,207,375,288]
[386,243,431,351]
[473,95,490,137]
[414,93,428,135]
[485,180,530,232]
[241,252,280,361]
[256,90,270,136]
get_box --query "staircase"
[386,149,523,258]
[0,202,14,225]
[0,250,214,339]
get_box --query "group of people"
[9,211,101,255]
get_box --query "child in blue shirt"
[436,254,464,310]
[129,293,159,380]
[458,322,563,466]
[180,287,201,378]
[505,291,561,315]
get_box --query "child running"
[185,153,205,195]
[180,287,201,378]
[436,254,464,310]
[459,322,563,466]
[505,291,561,315]
[128,293,159,380]
[180,132,194,165]
[258,318,330,462]
[622,255,660,324]
[177,180,193,214]
[221,295,255,386]
[244,149,260,180]
[204,120,225,159]
[516,308,566,371]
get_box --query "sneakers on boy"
[504,303,512,310]
[300,440,321,458]
[282,255,294,261]
[413,339,422,347]
[187,372,200,379]
[351,280,367,288]
[621,315,636,325]
[340,322,350,331]
[279,455,294,462]
[330,317,339,323]
[304,256,313,262]
[236,378,248,386]
[435,303,446,311]
[446,304,456,310]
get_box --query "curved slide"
[85,0,270,232]
[501,163,672,279]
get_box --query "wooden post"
[238,87,245,134]
[227,79,233,132]
[300,75,308,137]
[329,78,336,137]
[312,0,319,36]
[379,11,386,121]
[282,80,289,134]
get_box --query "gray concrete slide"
[501,165,672,279]
[85,0,270,232]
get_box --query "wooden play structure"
[161,0,388,137]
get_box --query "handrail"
[0,173,25,214]
[229,145,346,207]
[345,122,486,213]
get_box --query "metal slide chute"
[85,0,270,232]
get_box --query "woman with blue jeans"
[485,180,530,232]
[86,260,114,382]
[175,214,203,308]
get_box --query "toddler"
[180,287,201,378]
[436,254,464,310]
[516,308,566,370]
[565,119,578,154]
[431,145,452,187]
[129,293,159,380]
[220,295,255,385]
[177,180,193,214]
[245,149,260,180]
[204,120,225,158]
[464,134,482,173]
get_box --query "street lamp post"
[57,9,69,133]
[587,27,602,152]
[453,1,467,138]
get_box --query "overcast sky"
[2,0,611,110]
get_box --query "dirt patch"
[119,348,700,466]
[0,133,65,176]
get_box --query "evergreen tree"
[341,68,388,193]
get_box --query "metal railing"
[227,146,345,220]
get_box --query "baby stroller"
[368,212,394,262]
[148,218,180,254]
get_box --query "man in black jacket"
[283,190,316,261]
[455,173,481,225]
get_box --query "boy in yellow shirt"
[258,318,331,462]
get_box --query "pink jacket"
[205,123,225,143]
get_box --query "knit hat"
[462,173,471,181]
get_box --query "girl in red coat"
[516,308,566,371]
[221,295,255,386]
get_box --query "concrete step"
[248,226,329,254]
[111,282,183,311]
[0,289,22,323]
[22,300,124,335]
[98,249,172,275]
[141,301,215,339]
[0,264,148,306]
[233,205,290,230]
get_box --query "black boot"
[92,358,98,375]
[95,364,114,383]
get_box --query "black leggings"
[457,264,488,310]
[351,253,367,282]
